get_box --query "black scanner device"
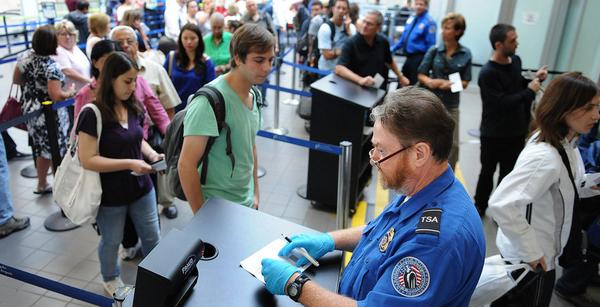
[133,228,217,307]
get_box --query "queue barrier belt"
[262,83,311,97]
[280,60,331,76]
[257,130,342,155]
[0,262,114,307]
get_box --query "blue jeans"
[95,189,160,281]
[0,133,14,225]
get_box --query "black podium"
[307,74,386,210]
[124,198,342,307]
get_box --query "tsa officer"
[390,0,437,85]
[261,87,486,306]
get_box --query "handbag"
[0,84,27,131]
[53,104,103,225]
[469,254,531,307]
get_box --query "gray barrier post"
[282,50,299,106]
[336,141,352,230]
[265,57,289,135]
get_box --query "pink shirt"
[74,76,170,139]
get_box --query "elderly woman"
[53,20,91,91]
[86,12,111,58]
[417,13,472,170]
[13,25,75,194]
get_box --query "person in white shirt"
[111,26,181,117]
[488,72,600,307]
[53,20,91,91]
[116,0,137,22]
[164,0,188,40]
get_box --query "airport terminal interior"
[1,0,600,306]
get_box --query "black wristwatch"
[286,274,310,302]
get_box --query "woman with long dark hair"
[164,23,216,112]
[76,52,161,296]
[488,72,600,306]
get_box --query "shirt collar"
[135,55,147,72]
[437,43,466,54]
[387,165,455,218]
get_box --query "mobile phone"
[150,159,167,172]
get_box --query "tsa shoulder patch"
[416,208,442,236]
[391,256,430,297]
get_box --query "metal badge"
[379,227,395,252]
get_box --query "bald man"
[204,13,233,75]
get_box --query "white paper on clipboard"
[239,239,310,283]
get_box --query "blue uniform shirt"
[339,167,485,306]
[391,11,437,54]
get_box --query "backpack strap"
[190,85,234,185]
[325,19,336,43]
[251,85,264,109]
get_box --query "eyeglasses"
[369,145,413,169]
[115,38,137,45]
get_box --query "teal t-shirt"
[183,75,260,207]
[203,32,233,67]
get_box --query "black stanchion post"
[41,101,79,232]
[41,101,61,171]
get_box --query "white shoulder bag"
[53,104,103,225]
[469,254,531,307]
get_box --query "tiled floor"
[0,50,596,306]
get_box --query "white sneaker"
[119,244,139,261]
[103,277,124,296]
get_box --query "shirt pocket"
[353,250,386,299]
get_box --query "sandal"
[34,184,52,195]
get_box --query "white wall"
[453,0,503,66]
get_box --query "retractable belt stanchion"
[282,49,300,106]
[264,57,289,135]
[41,101,79,232]
[336,141,352,231]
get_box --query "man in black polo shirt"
[335,11,409,90]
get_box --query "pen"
[284,236,320,267]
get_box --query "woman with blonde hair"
[86,12,111,58]
[53,20,91,91]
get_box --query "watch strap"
[288,274,310,302]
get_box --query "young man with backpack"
[316,0,355,71]
[177,24,275,213]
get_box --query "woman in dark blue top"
[77,52,162,296]
[164,23,216,112]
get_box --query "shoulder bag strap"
[555,145,580,201]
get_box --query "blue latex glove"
[261,258,300,295]
[279,233,335,266]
